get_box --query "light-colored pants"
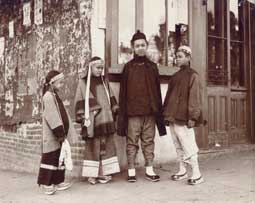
[169,123,199,162]
[126,116,156,168]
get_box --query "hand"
[112,105,119,114]
[188,120,195,128]
[93,110,99,115]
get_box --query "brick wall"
[0,121,178,176]
[0,123,87,176]
[0,122,130,176]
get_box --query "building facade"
[0,0,254,174]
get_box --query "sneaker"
[187,176,204,185]
[127,176,137,182]
[88,177,97,185]
[171,172,188,181]
[56,182,72,191]
[98,175,112,184]
[145,173,160,182]
[42,185,57,195]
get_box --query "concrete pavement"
[0,150,255,203]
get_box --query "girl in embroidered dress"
[38,70,75,194]
[74,56,120,185]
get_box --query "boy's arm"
[188,73,202,123]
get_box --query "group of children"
[37,30,205,195]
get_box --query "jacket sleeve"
[154,66,166,136]
[188,73,202,121]
[43,92,65,142]
[117,64,128,136]
[74,80,85,124]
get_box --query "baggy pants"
[126,116,156,168]
[169,123,199,163]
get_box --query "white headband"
[50,73,64,84]
[89,59,104,67]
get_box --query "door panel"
[229,92,248,143]
[207,87,230,147]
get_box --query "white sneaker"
[88,177,97,185]
[187,176,205,185]
[98,175,112,184]
[56,182,72,191]
[42,185,57,195]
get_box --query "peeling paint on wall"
[0,0,93,125]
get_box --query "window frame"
[106,0,191,75]
[207,0,249,90]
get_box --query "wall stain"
[0,0,92,126]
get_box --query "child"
[117,30,166,182]
[163,45,204,185]
[37,70,74,195]
[74,56,120,185]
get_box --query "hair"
[90,56,102,62]
[42,70,61,96]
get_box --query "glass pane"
[144,0,165,65]
[207,0,227,37]
[118,0,135,64]
[230,0,244,41]
[168,0,189,66]
[208,37,228,86]
[231,42,244,87]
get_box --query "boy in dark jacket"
[117,30,166,182]
[163,45,204,185]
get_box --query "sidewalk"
[0,149,255,203]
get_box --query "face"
[91,63,104,77]
[176,51,190,67]
[133,39,148,56]
[52,79,64,90]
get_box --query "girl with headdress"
[37,70,75,194]
[74,56,120,185]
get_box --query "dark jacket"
[163,66,203,126]
[117,56,166,137]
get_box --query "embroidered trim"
[40,163,65,170]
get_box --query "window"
[207,0,228,86]
[106,0,189,72]
[230,0,245,87]
[207,0,247,87]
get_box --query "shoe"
[42,185,57,195]
[171,172,188,181]
[56,182,72,191]
[187,176,204,185]
[127,176,137,183]
[98,175,112,184]
[145,173,160,182]
[88,177,97,185]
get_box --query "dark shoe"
[145,174,160,182]
[127,176,137,183]
[171,172,188,181]
[187,176,204,185]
